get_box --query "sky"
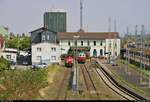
[0,0,150,36]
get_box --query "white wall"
[59,39,120,57]
[106,39,120,57]
[32,42,61,65]
[0,52,17,62]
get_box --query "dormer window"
[42,35,45,41]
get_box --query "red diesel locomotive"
[77,52,86,64]
[65,55,74,67]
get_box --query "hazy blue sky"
[0,0,150,36]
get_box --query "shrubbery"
[0,69,48,99]
[0,58,11,71]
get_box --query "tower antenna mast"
[108,16,111,32]
[80,0,83,29]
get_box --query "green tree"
[5,36,31,50]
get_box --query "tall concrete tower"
[44,9,67,32]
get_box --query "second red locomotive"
[77,52,86,64]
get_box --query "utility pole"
[141,25,145,70]
[125,26,129,74]
[140,25,145,71]
[126,26,129,36]
[135,25,138,36]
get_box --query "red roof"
[57,32,119,40]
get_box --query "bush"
[0,69,48,99]
[0,58,11,71]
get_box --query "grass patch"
[119,59,149,77]
[0,68,48,100]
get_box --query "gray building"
[44,9,67,32]
[30,27,57,44]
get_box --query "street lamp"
[72,35,80,93]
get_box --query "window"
[100,41,103,46]
[37,48,41,52]
[68,41,70,46]
[42,35,45,41]
[100,49,103,56]
[47,35,49,40]
[51,47,56,51]
[37,56,41,60]
[51,56,56,60]
[75,41,77,46]
[87,41,90,46]
[94,41,96,46]
[81,41,83,46]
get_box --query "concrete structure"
[30,27,57,44]
[58,30,120,58]
[44,9,67,32]
[32,42,61,65]
[0,48,18,63]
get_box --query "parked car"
[32,63,47,69]
[23,61,28,65]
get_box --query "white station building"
[57,29,120,58]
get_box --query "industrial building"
[123,42,150,69]
[44,9,67,32]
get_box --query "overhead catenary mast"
[126,26,129,36]
[135,25,138,36]
[114,19,117,32]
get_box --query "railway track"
[94,60,147,101]
[79,64,99,97]
[55,68,71,100]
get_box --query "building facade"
[32,42,61,65]
[44,9,67,32]
[30,27,57,44]
[58,31,120,58]
[0,48,17,63]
